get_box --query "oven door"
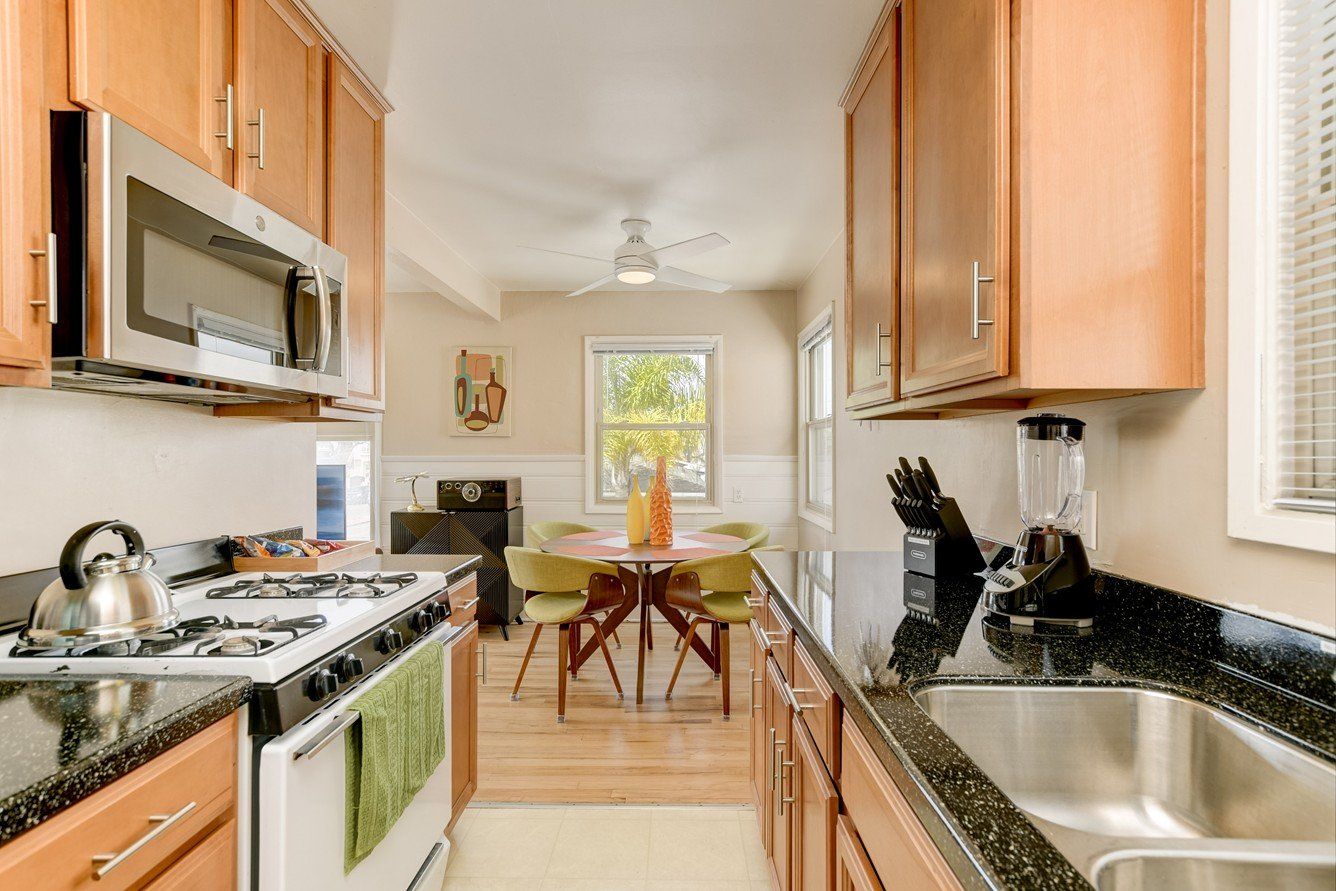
[95,114,349,398]
[256,621,459,891]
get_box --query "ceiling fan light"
[617,268,656,285]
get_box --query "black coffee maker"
[983,414,1095,630]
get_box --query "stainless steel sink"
[912,684,1336,888]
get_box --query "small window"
[799,309,834,529]
[1227,0,1335,552]
[585,336,721,510]
[317,430,375,541]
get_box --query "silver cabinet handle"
[292,711,359,761]
[476,642,487,685]
[91,801,197,879]
[767,726,776,791]
[875,321,893,375]
[246,107,266,169]
[782,682,813,716]
[214,83,234,149]
[764,630,787,643]
[971,259,995,340]
[28,233,57,323]
[774,746,789,817]
[461,598,480,611]
[778,758,795,816]
[749,668,763,712]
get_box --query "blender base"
[983,531,1096,627]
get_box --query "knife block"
[902,498,985,577]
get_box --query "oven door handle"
[292,711,359,761]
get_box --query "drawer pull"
[476,642,488,685]
[784,684,817,715]
[764,631,787,642]
[460,597,480,611]
[749,669,763,711]
[778,759,795,816]
[971,259,996,340]
[91,801,197,879]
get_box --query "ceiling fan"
[521,219,732,298]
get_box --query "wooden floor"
[476,615,751,804]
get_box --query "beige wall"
[796,0,1335,631]
[0,388,315,573]
[383,289,796,457]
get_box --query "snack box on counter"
[229,535,377,572]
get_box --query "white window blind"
[1273,0,1335,513]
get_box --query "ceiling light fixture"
[616,266,656,285]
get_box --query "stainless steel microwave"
[49,113,348,405]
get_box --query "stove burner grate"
[205,571,419,599]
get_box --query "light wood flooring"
[476,616,751,804]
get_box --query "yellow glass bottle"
[626,476,646,544]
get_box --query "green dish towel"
[344,641,446,873]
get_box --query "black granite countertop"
[0,674,250,844]
[751,549,1336,890]
[344,553,481,587]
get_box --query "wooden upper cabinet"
[0,0,52,385]
[326,54,384,411]
[841,6,899,409]
[236,0,325,236]
[900,0,1009,396]
[68,0,234,182]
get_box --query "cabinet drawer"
[0,714,238,890]
[793,639,840,779]
[448,576,479,626]
[143,818,236,891]
[839,715,960,890]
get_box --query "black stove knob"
[410,608,435,634]
[431,600,451,623]
[304,668,337,701]
[375,628,403,654]
[334,653,365,682]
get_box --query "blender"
[983,414,1096,629]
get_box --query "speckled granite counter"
[750,549,1336,890]
[0,674,250,844]
[344,553,480,586]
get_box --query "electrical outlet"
[1080,490,1098,549]
[732,486,744,503]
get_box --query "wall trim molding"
[382,453,798,464]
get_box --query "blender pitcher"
[984,414,1096,630]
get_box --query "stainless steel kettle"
[19,521,179,650]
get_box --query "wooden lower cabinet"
[448,621,479,831]
[748,620,769,825]
[763,656,793,890]
[835,814,884,891]
[0,713,239,890]
[791,719,839,891]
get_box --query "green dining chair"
[663,546,783,719]
[504,546,628,723]
[522,521,620,647]
[700,521,770,550]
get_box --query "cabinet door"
[843,9,899,409]
[792,720,838,891]
[748,621,768,824]
[68,0,233,182]
[236,0,324,235]
[325,55,384,411]
[0,0,51,381]
[448,622,479,830]
[765,656,792,891]
[900,0,1009,395]
[835,815,884,891]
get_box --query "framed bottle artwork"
[451,346,512,436]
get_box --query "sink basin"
[912,684,1336,886]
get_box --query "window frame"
[315,422,380,544]
[798,307,835,532]
[583,334,724,514]
[1225,0,1335,554]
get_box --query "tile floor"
[444,803,776,890]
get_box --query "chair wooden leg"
[611,627,622,648]
[711,622,721,679]
[557,623,569,723]
[588,619,624,700]
[510,622,543,701]
[570,622,581,680]
[665,617,702,700]
[719,622,731,719]
[646,615,654,650]
[673,632,682,651]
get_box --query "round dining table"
[538,530,748,703]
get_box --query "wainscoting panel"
[380,455,797,548]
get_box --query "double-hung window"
[585,335,722,510]
[799,309,834,529]
[1227,0,1336,552]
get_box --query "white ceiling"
[308,0,883,293]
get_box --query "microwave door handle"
[283,265,302,369]
[311,265,332,373]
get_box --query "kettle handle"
[59,521,146,590]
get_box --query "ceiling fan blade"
[655,266,732,293]
[641,233,730,266]
[566,273,617,298]
[518,245,611,264]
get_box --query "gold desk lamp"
[395,472,430,512]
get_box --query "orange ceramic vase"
[649,457,673,546]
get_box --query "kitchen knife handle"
[886,473,904,499]
[918,457,943,495]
